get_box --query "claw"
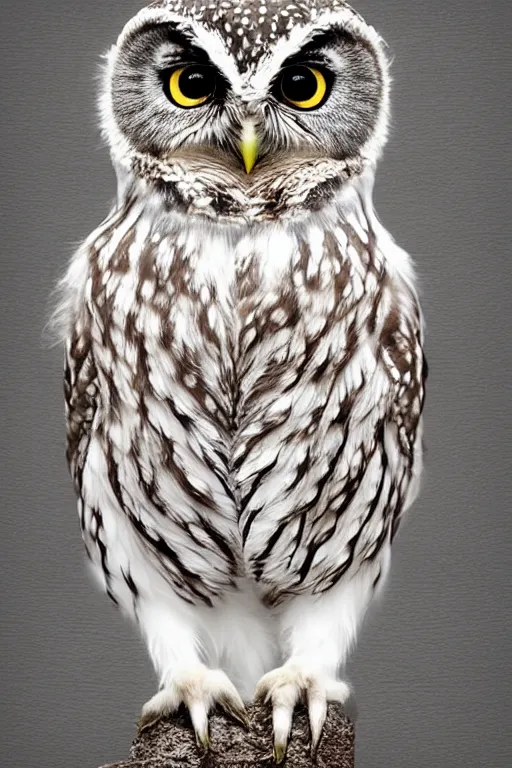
[218,694,250,729]
[139,667,246,751]
[195,729,210,750]
[273,704,293,757]
[254,687,269,705]
[255,663,350,764]
[189,698,210,749]
[308,689,327,757]
[137,712,161,735]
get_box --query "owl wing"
[64,315,98,495]
[236,217,427,602]
[58,219,245,607]
[377,286,427,543]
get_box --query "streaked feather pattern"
[63,176,425,611]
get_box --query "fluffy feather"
[56,0,426,759]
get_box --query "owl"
[55,0,426,762]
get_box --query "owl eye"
[278,65,329,110]
[165,65,217,108]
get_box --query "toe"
[208,670,250,728]
[217,692,250,728]
[138,688,180,734]
[325,679,352,702]
[187,698,210,749]
[137,711,160,735]
[307,686,327,756]
[255,669,302,764]
[309,678,351,756]
[254,672,273,704]
[273,705,294,763]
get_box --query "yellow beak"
[240,121,259,174]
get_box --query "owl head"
[101,0,390,222]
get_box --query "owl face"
[102,1,390,221]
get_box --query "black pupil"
[180,66,215,99]
[281,66,317,102]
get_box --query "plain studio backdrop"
[1,1,510,767]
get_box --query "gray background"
[1,0,510,766]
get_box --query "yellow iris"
[169,67,210,108]
[284,67,327,110]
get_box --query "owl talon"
[274,742,287,764]
[140,666,245,748]
[255,662,350,763]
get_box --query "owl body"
[58,0,426,754]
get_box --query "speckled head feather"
[144,0,378,72]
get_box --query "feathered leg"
[137,597,249,747]
[255,562,386,762]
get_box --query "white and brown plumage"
[56,0,426,762]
